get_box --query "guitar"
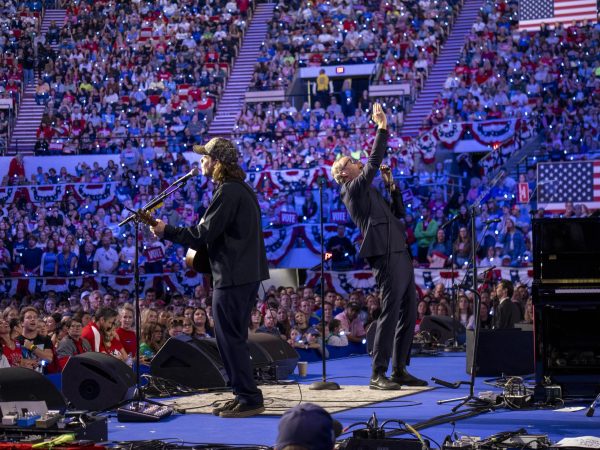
[136,210,212,274]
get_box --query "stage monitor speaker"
[0,367,66,411]
[151,334,299,389]
[62,353,136,411]
[150,336,229,389]
[420,315,465,344]
[466,329,534,376]
[250,332,299,380]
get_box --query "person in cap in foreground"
[330,103,427,390]
[151,137,269,418]
[276,403,342,450]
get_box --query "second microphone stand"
[310,177,340,391]
[436,206,490,411]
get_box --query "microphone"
[470,266,498,285]
[431,377,461,389]
[480,265,496,277]
[483,218,501,224]
[586,404,595,417]
[173,167,199,185]
[586,393,600,417]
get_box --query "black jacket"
[493,298,521,329]
[340,129,407,258]
[164,178,269,288]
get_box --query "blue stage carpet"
[107,353,599,447]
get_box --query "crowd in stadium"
[32,0,249,154]
[0,0,599,372]
[0,274,535,370]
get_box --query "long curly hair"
[212,160,246,183]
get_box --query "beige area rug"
[163,384,433,415]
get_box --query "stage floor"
[107,353,599,447]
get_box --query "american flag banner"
[518,0,598,31]
[537,161,600,213]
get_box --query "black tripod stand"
[310,177,340,391]
[115,169,198,421]
[434,206,492,411]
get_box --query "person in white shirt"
[93,236,119,274]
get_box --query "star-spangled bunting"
[537,161,600,213]
[519,0,598,31]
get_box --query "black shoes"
[369,374,402,390]
[390,368,428,387]
[212,398,266,417]
[212,399,238,416]
[219,401,265,418]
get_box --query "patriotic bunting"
[305,267,534,295]
[0,268,534,298]
[8,183,117,207]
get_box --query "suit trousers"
[212,281,263,406]
[369,250,417,375]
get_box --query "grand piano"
[532,217,600,399]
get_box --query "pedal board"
[117,402,173,422]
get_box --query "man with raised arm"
[330,103,427,390]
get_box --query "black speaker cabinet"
[62,353,135,410]
[150,336,229,389]
[151,334,299,389]
[420,315,465,344]
[251,332,298,380]
[466,329,534,376]
[0,367,66,411]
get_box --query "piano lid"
[533,217,600,284]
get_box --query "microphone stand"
[435,205,487,411]
[432,164,508,399]
[114,174,194,420]
[310,177,340,391]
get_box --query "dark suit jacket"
[164,178,269,288]
[340,129,407,258]
[493,298,520,329]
